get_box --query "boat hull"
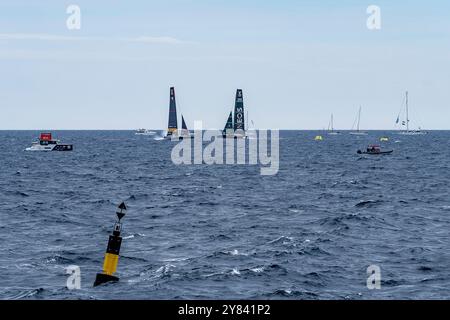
[135,131,156,136]
[164,135,194,140]
[350,132,368,136]
[398,131,427,135]
[357,150,393,155]
[222,134,248,139]
[25,144,73,151]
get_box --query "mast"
[246,110,249,130]
[406,91,409,132]
[331,114,334,132]
[233,89,245,132]
[167,87,178,135]
[357,106,361,132]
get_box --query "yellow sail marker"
[380,137,389,142]
[94,202,127,287]
[315,135,323,141]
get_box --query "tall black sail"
[223,111,233,134]
[180,114,190,137]
[167,87,178,135]
[181,115,188,130]
[233,89,245,131]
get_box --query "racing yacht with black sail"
[222,89,247,138]
[164,87,178,139]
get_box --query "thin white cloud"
[0,33,87,41]
[0,33,188,44]
[130,36,187,44]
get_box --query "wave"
[250,266,265,273]
[261,289,319,299]
[3,288,44,300]
[123,233,146,240]
[230,268,241,275]
[268,236,294,245]
[6,191,30,197]
[355,199,384,208]
[120,255,148,263]
[209,234,232,241]
[197,201,219,206]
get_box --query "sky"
[0,0,449,130]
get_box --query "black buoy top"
[116,202,127,221]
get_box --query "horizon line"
[1,129,449,131]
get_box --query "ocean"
[0,130,449,300]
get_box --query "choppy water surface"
[0,130,449,300]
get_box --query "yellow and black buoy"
[94,202,127,287]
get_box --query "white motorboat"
[25,133,73,151]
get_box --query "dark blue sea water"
[1,130,449,300]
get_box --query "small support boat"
[135,129,156,136]
[25,133,73,151]
[357,145,393,155]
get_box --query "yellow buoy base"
[102,253,119,276]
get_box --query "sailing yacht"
[222,89,247,138]
[397,91,427,135]
[327,114,340,135]
[349,106,368,135]
[163,87,193,140]
[164,87,178,139]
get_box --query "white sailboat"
[327,113,340,135]
[349,106,368,135]
[397,91,427,135]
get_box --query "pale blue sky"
[1,0,449,129]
